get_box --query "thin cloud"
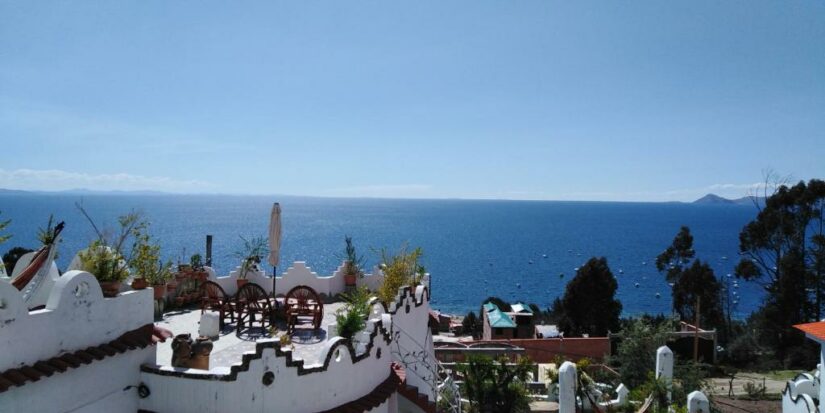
[0,168,212,193]
[326,184,432,198]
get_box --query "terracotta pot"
[344,273,357,286]
[99,281,122,297]
[195,271,208,281]
[237,279,249,289]
[153,284,167,300]
[167,281,177,292]
[131,278,149,290]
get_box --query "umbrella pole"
[272,266,277,298]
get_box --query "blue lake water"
[0,194,760,317]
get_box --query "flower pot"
[167,281,177,292]
[131,278,149,290]
[99,281,122,297]
[344,273,357,287]
[195,271,208,281]
[153,284,167,300]
[236,279,249,289]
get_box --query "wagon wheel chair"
[235,283,274,336]
[284,285,324,335]
[199,281,236,330]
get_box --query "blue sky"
[1,1,823,201]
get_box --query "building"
[0,253,444,413]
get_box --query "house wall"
[444,337,610,363]
[0,271,155,412]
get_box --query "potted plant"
[335,287,371,340]
[76,204,146,297]
[78,239,131,297]
[233,235,267,289]
[129,228,172,299]
[190,253,208,281]
[342,236,365,287]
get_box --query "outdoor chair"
[235,283,274,335]
[199,281,235,329]
[284,285,324,334]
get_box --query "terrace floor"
[154,302,346,369]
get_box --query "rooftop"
[794,321,825,342]
[486,306,517,329]
[155,302,346,368]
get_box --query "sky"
[1,1,823,202]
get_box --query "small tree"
[462,311,480,337]
[609,317,674,389]
[2,246,33,275]
[459,355,533,413]
[554,257,622,337]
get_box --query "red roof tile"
[794,321,825,341]
[0,323,170,394]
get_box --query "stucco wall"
[207,261,391,298]
[139,283,436,412]
[0,271,155,413]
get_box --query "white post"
[817,340,825,412]
[615,384,629,406]
[656,346,674,404]
[687,391,709,413]
[558,361,577,413]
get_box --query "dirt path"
[708,374,787,396]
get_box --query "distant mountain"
[693,193,762,206]
[0,188,169,196]
[0,188,31,195]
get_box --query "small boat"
[655,292,661,298]
[618,269,624,274]
[528,260,533,265]
[516,283,521,288]
[634,283,640,288]
[642,261,647,265]
[721,256,728,260]
[726,273,732,278]
[559,273,564,278]
[543,254,548,258]
[574,267,579,271]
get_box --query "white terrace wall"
[139,318,395,412]
[207,261,390,298]
[139,283,435,412]
[0,271,155,412]
[782,372,819,413]
[382,285,437,402]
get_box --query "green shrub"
[376,245,425,304]
[336,287,372,339]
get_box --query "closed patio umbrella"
[268,202,281,296]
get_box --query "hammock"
[10,222,64,303]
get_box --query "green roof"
[483,302,497,313]
[487,308,517,328]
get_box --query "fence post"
[558,361,577,413]
[656,346,673,404]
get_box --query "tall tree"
[736,178,825,365]
[554,257,622,337]
[656,227,724,331]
